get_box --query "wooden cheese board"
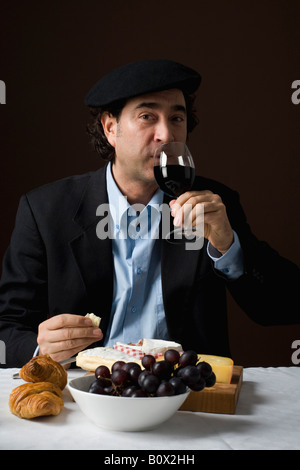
[179,365,243,414]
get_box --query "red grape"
[155,382,175,397]
[180,365,201,385]
[131,389,148,397]
[197,361,212,378]
[152,360,173,380]
[205,372,216,388]
[168,377,187,395]
[88,380,108,395]
[128,366,142,383]
[111,369,128,386]
[95,365,111,379]
[141,374,160,394]
[188,376,206,391]
[142,354,156,371]
[122,385,140,397]
[178,350,198,367]
[164,349,180,365]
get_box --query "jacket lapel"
[160,193,210,337]
[69,165,113,337]
[161,232,206,312]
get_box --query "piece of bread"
[85,313,101,328]
[9,382,64,419]
[19,355,67,390]
[76,347,142,372]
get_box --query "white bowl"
[68,375,190,432]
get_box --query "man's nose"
[154,119,175,143]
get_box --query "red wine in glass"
[153,142,195,198]
[154,165,195,198]
[153,142,200,244]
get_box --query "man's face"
[104,88,188,186]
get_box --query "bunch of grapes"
[88,349,216,398]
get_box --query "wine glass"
[153,142,203,245]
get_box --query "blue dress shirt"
[103,163,244,346]
[103,163,168,346]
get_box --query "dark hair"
[86,93,199,162]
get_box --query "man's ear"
[101,112,117,148]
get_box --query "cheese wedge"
[114,339,182,357]
[142,339,182,355]
[76,347,141,372]
[197,354,234,384]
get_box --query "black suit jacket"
[0,165,299,367]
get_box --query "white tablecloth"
[0,367,299,450]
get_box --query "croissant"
[19,355,67,390]
[9,382,64,419]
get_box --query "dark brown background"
[0,0,299,366]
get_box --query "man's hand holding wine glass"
[169,190,234,254]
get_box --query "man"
[0,59,299,367]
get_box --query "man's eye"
[141,114,152,120]
[172,116,185,122]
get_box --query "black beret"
[84,59,201,108]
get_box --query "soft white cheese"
[142,339,182,355]
[76,340,183,372]
[76,347,142,371]
[79,347,132,360]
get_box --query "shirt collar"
[106,162,164,229]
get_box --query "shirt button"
[131,306,137,313]
[137,267,142,274]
